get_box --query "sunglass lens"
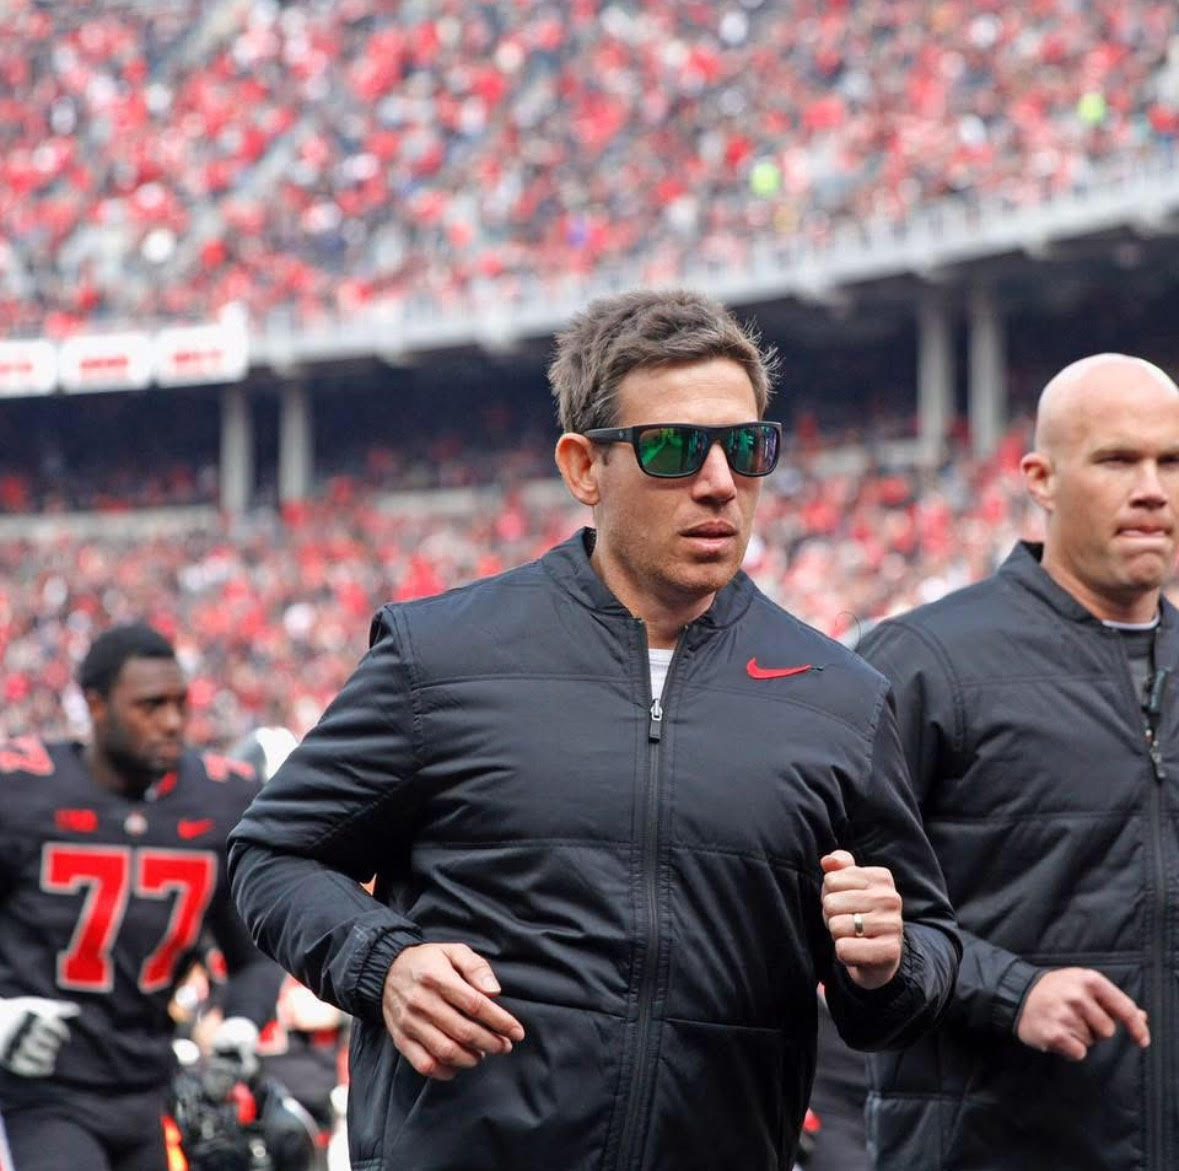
[637,427,703,476]
[727,424,779,475]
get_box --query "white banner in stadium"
[154,320,249,387]
[2,316,250,397]
[0,340,57,397]
[59,332,154,394]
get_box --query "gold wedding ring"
[853,912,865,937]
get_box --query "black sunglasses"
[583,421,782,479]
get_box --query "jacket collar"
[1000,540,1178,647]
[541,527,757,633]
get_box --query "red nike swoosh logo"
[55,808,99,834]
[746,658,812,680]
[177,818,216,840]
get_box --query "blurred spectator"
[2,0,1178,336]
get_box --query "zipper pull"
[649,698,663,742]
[1146,726,1165,782]
[1147,667,1170,718]
[1146,668,1169,781]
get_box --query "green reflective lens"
[637,427,694,476]
[726,423,778,475]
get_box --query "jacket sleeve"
[857,619,1044,1037]
[823,687,961,1050]
[228,608,425,1024]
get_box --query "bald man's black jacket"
[860,541,1179,1171]
[229,528,958,1171]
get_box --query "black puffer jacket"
[859,542,1179,1171]
[229,530,959,1171]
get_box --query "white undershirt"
[649,648,674,701]
[1101,616,1160,631]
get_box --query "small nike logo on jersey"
[746,658,813,680]
[55,808,98,833]
[177,818,216,840]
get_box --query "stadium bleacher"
[2,0,1178,336]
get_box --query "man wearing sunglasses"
[228,289,960,1171]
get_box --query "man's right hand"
[382,943,525,1081]
[1016,967,1150,1061]
[0,996,80,1078]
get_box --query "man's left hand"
[820,850,903,990]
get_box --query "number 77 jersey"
[0,737,270,1092]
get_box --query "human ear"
[83,688,107,732]
[1020,451,1055,513]
[554,433,601,506]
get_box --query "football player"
[0,623,280,1171]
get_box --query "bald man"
[857,354,1179,1170]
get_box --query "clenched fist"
[821,850,904,990]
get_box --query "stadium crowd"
[3,0,1179,336]
[0,421,1041,748]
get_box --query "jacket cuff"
[992,958,1044,1035]
[351,927,423,1024]
[831,934,921,1011]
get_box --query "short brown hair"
[548,289,777,434]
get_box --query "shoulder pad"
[0,736,55,777]
[200,751,258,784]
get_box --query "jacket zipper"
[1144,666,1169,1170]
[614,625,677,1171]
